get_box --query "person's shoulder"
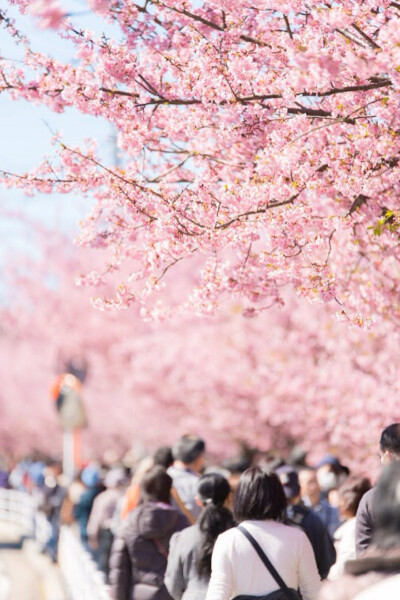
[171,524,200,548]
[280,519,309,537]
[357,487,376,512]
[271,519,315,548]
[336,517,356,541]
[249,519,308,544]
[214,525,239,546]
[168,466,198,481]
[320,497,337,511]
[363,487,376,503]
[174,523,198,536]
[302,505,327,530]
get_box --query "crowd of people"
[1,424,400,600]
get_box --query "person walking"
[205,467,321,600]
[356,423,400,555]
[167,436,206,522]
[319,460,400,600]
[72,465,102,547]
[167,435,206,522]
[165,472,235,600]
[298,467,341,539]
[87,467,128,581]
[328,476,371,579]
[109,466,189,600]
[276,465,336,580]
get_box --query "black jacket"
[287,502,336,579]
[109,502,189,600]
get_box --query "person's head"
[298,467,321,506]
[172,435,206,474]
[373,461,400,549]
[275,466,301,505]
[234,467,287,522]
[140,465,172,504]
[44,459,62,479]
[336,475,371,520]
[287,446,308,468]
[196,473,235,577]
[315,455,349,493]
[104,467,128,489]
[379,423,400,464]
[196,472,231,508]
[153,446,173,469]
[81,465,100,489]
[222,443,256,474]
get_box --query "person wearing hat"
[315,455,349,507]
[276,465,336,579]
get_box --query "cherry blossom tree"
[0,220,398,475]
[0,1,399,325]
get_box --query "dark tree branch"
[351,23,381,50]
[283,15,293,40]
[216,192,300,230]
[146,0,270,47]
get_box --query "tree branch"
[147,0,270,47]
[99,78,391,117]
[351,23,381,50]
[216,192,300,230]
[60,144,165,199]
[283,15,293,40]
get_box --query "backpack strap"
[237,525,295,600]
[154,538,168,559]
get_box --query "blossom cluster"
[1,1,400,324]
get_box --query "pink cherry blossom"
[28,0,65,30]
[0,1,400,472]
[1,1,396,322]
[0,219,397,478]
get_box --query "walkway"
[0,521,66,600]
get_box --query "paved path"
[0,522,66,600]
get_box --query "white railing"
[58,526,112,600]
[0,488,35,537]
[0,488,112,600]
[0,488,53,548]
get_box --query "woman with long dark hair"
[165,472,235,600]
[206,467,321,600]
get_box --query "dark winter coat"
[109,502,189,600]
[286,502,336,579]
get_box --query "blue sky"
[0,2,117,260]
